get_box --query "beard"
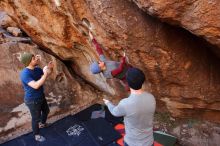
[33,60,40,66]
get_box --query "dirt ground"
[154,111,220,146]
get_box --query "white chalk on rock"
[7,27,22,37]
[54,0,61,7]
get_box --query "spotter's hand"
[103,99,110,105]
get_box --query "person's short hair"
[126,67,145,90]
[90,61,101,74]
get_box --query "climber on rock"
[89,31,131,90]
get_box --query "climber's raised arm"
[89,31,106,61]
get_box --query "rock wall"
[0,0,220,131]
[131,0,220,56]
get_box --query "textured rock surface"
[131,0,220,56]
[0,28,101,141]
[0,0,220,130]
[6,27,22,37]
[0,11,17,28]
[154,113,220,146]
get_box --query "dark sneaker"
[39,123,50,128]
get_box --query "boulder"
[0,0,220,124]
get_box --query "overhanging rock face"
[0,0,220,124]
[131,0,220,56]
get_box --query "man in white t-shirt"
[103,67,156,146]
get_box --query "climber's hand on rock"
[103,99,110,105]
[89,31,94,40]
[123,51,126,57]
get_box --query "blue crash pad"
[1,104,121,146]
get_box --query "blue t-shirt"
[20,67,44,102]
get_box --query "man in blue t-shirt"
[20,52,53,142]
